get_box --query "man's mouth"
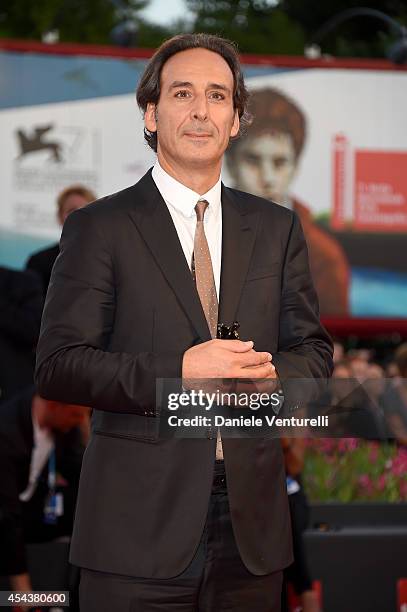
[184,132,212,138]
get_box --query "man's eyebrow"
[168,80,231,93]
[169,81,193,90]
[207,82,230,93]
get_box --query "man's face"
[58,194,90,226]
[145,47,239,170]
[229,132,297,203]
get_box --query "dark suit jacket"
[26,243,60,296]
[0,387,84,575]
[35,169,333,578]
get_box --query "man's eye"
[175,90,190,98]
[210,92,225,100]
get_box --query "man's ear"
[230,109,240,138]
[145,102,157,133]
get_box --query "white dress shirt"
[152,160,222,299]
[152,160,224,459]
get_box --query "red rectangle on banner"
[354,151,407,231]
[332,134,348,230]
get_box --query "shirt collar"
[152,160,221,219]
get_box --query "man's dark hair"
[136,33,251,152]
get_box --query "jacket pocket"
[92,410,159,443]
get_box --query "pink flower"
[391,449,407,477]
[358,474,373,495]
[398,479,407,500]
[377,474,387,491]
[368,442,380,463]
[337,439,348,453]
[319,438,337,454]
[338,438,358,453]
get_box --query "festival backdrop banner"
[1,49,406,317]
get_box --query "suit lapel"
[127,170,211,342]
[219,185,260,327]
[127,171,259,342]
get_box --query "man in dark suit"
[35,33,333,611]
[25,185,96,295]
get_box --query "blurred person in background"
[355,348,373,362]
[25,185,96,295]
[333,340,345,365]
[331,359,355,406]
[321,360,355,437]
[332,359,352,381]
[365,363,386,401]
[347,352,370,383]
[225,87,350,316]
[329,359,387,440]
[382,343,407,445]
[0,267,43,404]
[0,387,90,600]
[363,363,388,440]
[281,437,320,612]
[385,360,400,378]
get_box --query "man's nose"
[190,93,208,121]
